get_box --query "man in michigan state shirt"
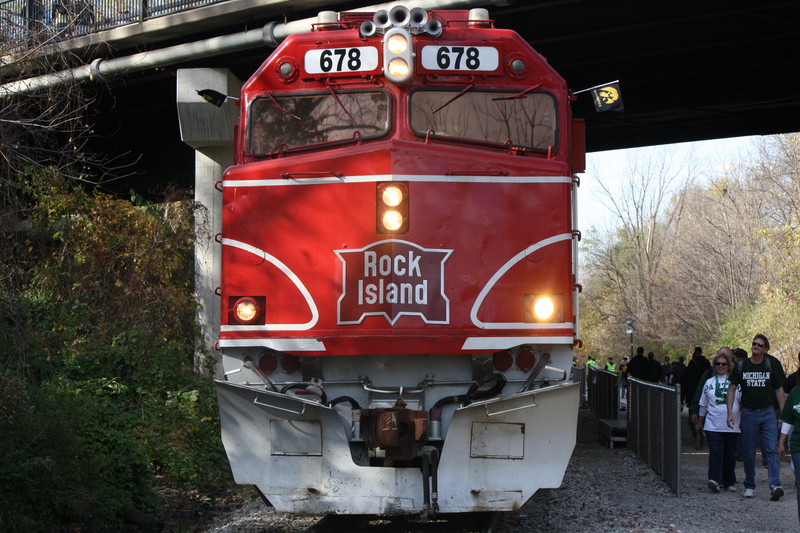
[727,334,786,501]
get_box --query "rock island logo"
[335,240,453,325]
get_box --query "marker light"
[258,352,278,374]
[383,27,413,84]
[233,297,259,324]
[377,182,409,233]
[281,354,300,373]
[516,349,536,372]
[493,350,513,372]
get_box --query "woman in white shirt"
[697,350,741,492]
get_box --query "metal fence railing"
[1,0,229,49]
[586,367,619,420]
[627,377,682,496]
[571,365,586,408]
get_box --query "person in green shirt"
[778,369,800,524]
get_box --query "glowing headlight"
[377,182,409,233]
[383,27,413,84]
[382,210,404,231]
[387,33,409,54]
[381,185,404,207]
[388,58,410,78]
[525,294,564,323]
[234,297,259,323]
[533,296,555,321]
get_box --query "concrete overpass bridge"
[2,0,798,190]
[2,0,798,366]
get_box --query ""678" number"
[304,47,379,74]
[436,46,481,69]
[421,45,498,72]
[320,48,363,72]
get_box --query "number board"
[420,46,499,72]
[304,47,379,75]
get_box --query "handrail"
[1,0,231,49]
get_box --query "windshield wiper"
[432,81,475,114]
[491,83,542,101]
[266,92,300,120]
[326,85,357,126]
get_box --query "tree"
[659,163,770,340]
[584,147,698,342]
[580,134,800,364]
[748,134,800,300]
[0,3,131,214]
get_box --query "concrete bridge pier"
[177,68,241,377]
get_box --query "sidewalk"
[516,407,799,532]
[590,394,794,501]
[677,408,795,498]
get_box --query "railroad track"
[304,512,503,533]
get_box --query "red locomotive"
[215,5,583,516]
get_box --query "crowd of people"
[581,334,800,525]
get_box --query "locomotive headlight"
[382,211,404,231]
[387,33,409,54]
[381,185,404,207]
[383,27,413,84]
[387,58,410,79]
[377,182,409,233]
[234,297,259,324]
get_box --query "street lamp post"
[624,317,635,357]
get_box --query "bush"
[0,378,158,531]
[0,171,231,531]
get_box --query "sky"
[578,135,763,232]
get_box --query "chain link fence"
[626,377,682,496]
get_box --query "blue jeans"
[740,406,781,490]
[706,431,737,487]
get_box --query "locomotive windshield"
[248,90,390,155]
[410,89,557,150]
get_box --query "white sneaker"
[725,485,736,492]
[743,488,755,498]
[707,480,720,493]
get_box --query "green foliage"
[0,377,157,531]
[718,290,800,371]
[0,170,230,531]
